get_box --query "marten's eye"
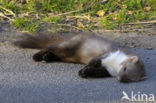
[123,67,127,72]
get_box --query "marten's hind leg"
[33,34,83,63]
[33,42,81,63]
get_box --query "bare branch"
[126,20,156,25]
[0,6,15,17]
[0,12,14,21]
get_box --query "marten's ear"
[128,56,139,63]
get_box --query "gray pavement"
[0,31,156,103]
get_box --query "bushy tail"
[14,32,64,49]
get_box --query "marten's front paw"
[33,52,43,62]
[78,68,90,78]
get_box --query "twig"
[0,6,15,21]
[52,9,83,17]
[56,23,83,30]
[0,6,15,17]
[45,22,83,31]
[126,20,156,25]
[94,28,154,32]
[0,12,14,21]
[66,15,89,19]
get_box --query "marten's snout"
[117,73,146,83]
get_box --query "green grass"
[0,0,156,32]
[11,18,40,32]
[44,16,61,23]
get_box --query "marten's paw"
[79,65,111,78]
[42,51,56,62]
[33,51,53,62]
[33,52,44,62]
[78,67,90,78]
[33,50,61,63]
[43,52,61,63]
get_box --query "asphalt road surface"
[0,30,156,103]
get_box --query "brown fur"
[14,32,64,49]
[14,32,146,82]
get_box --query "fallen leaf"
[96,10,105,17]
[144,6,151,11]
[113,17,118,21]
[128,11,133,15]
[147,32,156,36]
[77,21,85,28]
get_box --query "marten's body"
[15,32,146,82]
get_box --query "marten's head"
[117,56,146,82]
[79,55,146,83]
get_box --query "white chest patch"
[102,50,128,76]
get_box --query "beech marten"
[14,32,146,82]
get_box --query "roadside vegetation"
[0,0,156,32]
